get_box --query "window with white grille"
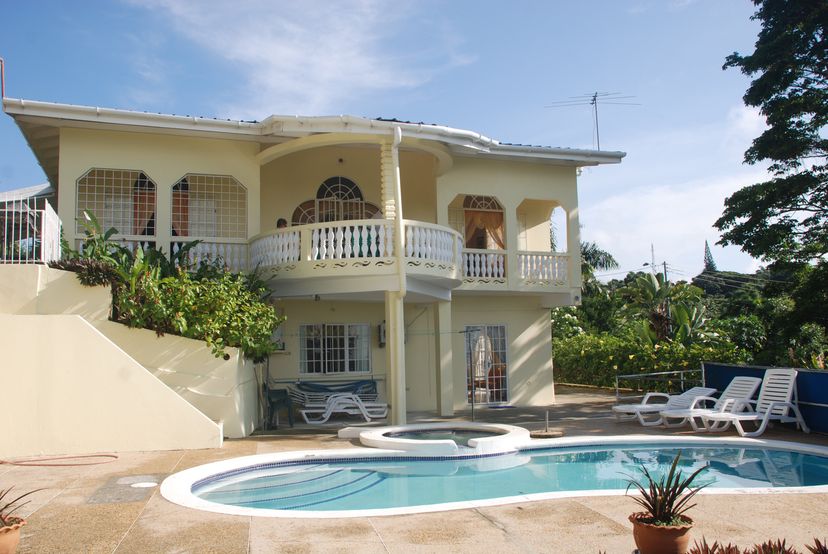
[76,169,157,237]
[291,177,380,224]
[171,174,247,239]
[465,324,508,404]
[299,323,371,374]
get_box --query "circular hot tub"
[344,422,532,455]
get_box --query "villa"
[1,97,623,457]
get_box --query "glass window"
[299,323,371,374]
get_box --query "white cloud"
[126,0,470,118]
[582,170,768,280]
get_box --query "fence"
[0,193,61,264]
[613,368,704,402]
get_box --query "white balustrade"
[175,240,249,273]
[310,221,393,260]
[518,252,568,284]
[462,249,506,279]
[403,220,459,263]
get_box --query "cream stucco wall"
[0,265,258,446]
[450,295,554,409]
[0,314,222,457]
[259,146,436,228]
[58,127,261,245]
[267,294,553,413]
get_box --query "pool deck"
[6,386,828,553]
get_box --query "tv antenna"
[545,91,639,150]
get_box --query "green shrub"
[552,332,750,389]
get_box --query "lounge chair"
[701,368,810,437]
[612,386,717,426]
[658,376,762,431]
[301,393,388,424]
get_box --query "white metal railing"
[404,220,461,263]
[518,251,568,284]
[463,249,506,279]
[1,195,61,264]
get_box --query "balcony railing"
[518,251,568,286]
[461,249,570,289]
[1,195,61,264]
[462,249,506,281]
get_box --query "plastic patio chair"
[612,386,717,426]
[301,393,388,424]
[701,368,810,437]
[658,376,762,431]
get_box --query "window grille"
[463,195,503,212]
[299,323,371,374]
[76,169,157,237]
[292,177,380,224]
[465,324,508,404]
[171,174,247,238]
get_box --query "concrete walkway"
[5,386,827,553]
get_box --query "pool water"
[193,444,828,512]
[384,429,503,447]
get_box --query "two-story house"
[4,98,624,429]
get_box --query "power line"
[667,265,792,285]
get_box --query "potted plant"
[625,451,708,554]
[0,487,40,554]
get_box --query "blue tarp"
[703,362,827,434]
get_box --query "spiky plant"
[806,538,828,554]
[0,487,41,527]
[749,539,798,554]
[688,538,742,554]
[625,451,708,526]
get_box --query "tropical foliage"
[53,211,283,360]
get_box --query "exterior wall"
[268,299,389,398]
[450,295,554,409]
[1,265,256,439]
[260,147,437,230]
[57,127,261,244]
[260,146,384,229]
[399,150,438,223]
[267,294,554,413]
[1,314,222,458]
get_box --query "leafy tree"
[703,240,718,272]
[716,0,828,263]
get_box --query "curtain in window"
[132,189,156,236]
[172,186,189,237]
[464,210,505,249]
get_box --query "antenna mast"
[545,91,639,150]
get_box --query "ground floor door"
[464,324,508,404]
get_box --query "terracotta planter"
[629,512,693,554]
[0,518,25,554]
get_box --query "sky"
[0,0,768,280]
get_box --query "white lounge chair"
[612,386,717,426]
[701,368,810,437]
[659,376,762,431]
[301,393,388,424]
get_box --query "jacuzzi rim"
[160,434,828,519]
[353,422,529,455]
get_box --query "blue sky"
[0,0,767,279]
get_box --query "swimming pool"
[161,434,828,518]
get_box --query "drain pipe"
[1,57,5,98]
[392,126,406,297]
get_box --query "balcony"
[249,219,463,299]
[459,249,571,292]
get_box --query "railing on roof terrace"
[0,194,61,264]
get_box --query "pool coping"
[160,434,828,519]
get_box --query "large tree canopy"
[716,0,828,263]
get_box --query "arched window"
[171,174,247,238]
[76,168,157,237]
[460,195,505,250]
[291,177,380,224]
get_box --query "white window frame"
[299,323,371,375]
[465,324,509,404]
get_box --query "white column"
[435,301,454,416]
[566,205,582,294]
[385,291,406,424]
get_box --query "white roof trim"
[3,98,625,165]
[0,182,54,201]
